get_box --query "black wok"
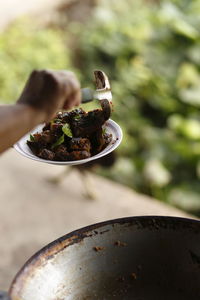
[2,216,200,299]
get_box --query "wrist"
[16,103,46,126]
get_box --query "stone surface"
[0,149,195,290]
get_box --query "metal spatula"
[81,70,112,103]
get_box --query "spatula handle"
[0,291,10,300]
[81,88,95,103]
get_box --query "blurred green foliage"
[1,0,200,213]
[74,0,200,213]
[0,19,71,103]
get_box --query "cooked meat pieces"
[103,132,112,145]
[33,130,56,145]
[50,123,63,135]
[69,138,91,152]
[42,123,51,131]
[59,108,86,123]
[90,129,105,154]
[70,109,106,137]
[69,151,91,161]
[38,149,55,160]
[27,107,112,162]
[27,141,40,155]
[90,129,112,154]
[54,145,69,161]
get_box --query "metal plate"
[14,119,122,166]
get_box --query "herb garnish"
[62,124,72,137]
[30,134,35,142]
[74,115,81,121]
[51,134,65,149]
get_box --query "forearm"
[0,104,45,154]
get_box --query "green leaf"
[30,134,35,142]
[51,134,64,149]
[73,115,81,120]
[62,124,72,137]
[179,86,200,107]
[143,159,171,187]
[53,118,62,123]
[0,19,71,104]
[102,128,107,135]
[173,19,199,40]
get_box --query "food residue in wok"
[93,246,105,252]
[114,240,127,247]
[27,108,112,161]
[130,272,137,280]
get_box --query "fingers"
[18,69,81,123]
[30,69,81,110]
[55,70,81,110]
[63,87,81,109]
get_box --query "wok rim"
[9,215,200,296]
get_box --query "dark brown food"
[93,246,105,252]
[70,109,108,137]
[117,276,125,282]
[115,241,127,247]
[54,145,69,161]
[69,138,91,152]
[69,150,91,161]
[131,273,137,280]
[38,149,55,160]
[27,107,112,161]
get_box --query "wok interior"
[10,217,200,300]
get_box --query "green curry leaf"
[74,115,81,120]
[30,134,35,142]
[102,128,107,135]
[62,124,72,137]
[51,134,64,149]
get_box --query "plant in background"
[74,0,200,214]
[0,18,72,103]
[1,1,200,215]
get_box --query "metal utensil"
[81,70,112,103]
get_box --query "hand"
[17,69,81,122]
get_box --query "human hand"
[17,69,81,122]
